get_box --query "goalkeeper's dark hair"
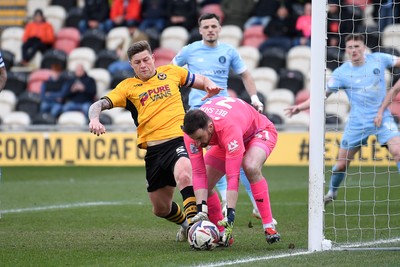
[345,34,365,44]
[182,109,210,135]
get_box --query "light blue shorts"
[341,116,400,149]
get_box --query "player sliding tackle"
[182,96,280,246]
[88,40,223,242]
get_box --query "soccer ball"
[188,220,220,250]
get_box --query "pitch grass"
[0,166,399,267]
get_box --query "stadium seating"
[4,71,28,96]
[382,23,400,48]
[2,111,31,128]
[80,29,106,53]
[112,111,136,128]
[106,27,131,59]
[43,5,67,33]
[27,69,56,94]
[237,45,260,71]
[67,47,96,72]
[284,111,310,129]
[87,68,111,97]
[251,67,278,98]
[16,91,41,119]
[219,25,243,48]
[54,27,81,55]
[259,46,287,73]
[160,26,189,53]
[188,28,202,44]
[242,25,266,48]
[0,90,17,118]
[200,4,224,23]
[326,46,343,71]
[50,0,77,12]
[277,69,305,96]
[1,50,15,69]
[95,49,119,69]
[110,70,133,88]
[325,89,350,122]
[267,88,295,107]
[227,73,246,96]
[99,113,113,125]
[0,26,24,63]
[27,0,51,18]
[294,89,310,105]
[40,49,67,69]
[31,112,57,125]
[153,47,176,67]
[64,7,83,28]
[57,111,87,128]
[101,106,125,124]
[286,45,311,78]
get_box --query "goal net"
[309,1,400,251]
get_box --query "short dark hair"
[198,13,221,26]
[345,34,365,44]
[127,40,152,60]
[182,109,210,135]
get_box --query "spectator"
[243,0,280,30]
[220,0,255,29]
[372,0,400,31]
[258,4,298,52]
[293,2,312,46]
[0,51,7,91]
[138,0,168,34]
[105,0,142,35]
[108,45,135,76]
[78,0,110,34]
[61,64,97,116]
[166,0,198,32]
[327,0,340,47]
[21,9,55,66]
[40,63,68,118]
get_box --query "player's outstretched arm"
[88,98,111,136]
[192,74,223,100]
[284,99,310,118]
[241,70,264,113]
[375,78,400,127]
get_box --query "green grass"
[0,166,399,267]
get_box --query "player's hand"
[374,114,383,127]
[89,119,106,136]
[284,105,301,118]
[251,95,264,113]
[201,86,223,101]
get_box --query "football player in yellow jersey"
[88,40,222,242]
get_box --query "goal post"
[309,0,400,251]
[308,1,327,252]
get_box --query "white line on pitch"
[1,201,143,214]
[189,251,312,267]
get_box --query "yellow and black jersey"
[103,65,195,149]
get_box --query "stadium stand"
[286,45,311,78]
[0,0,27,29]
[87,68,111,97]
[277,69,304,96]
[16,91,41,119]
[4,71,27,96]
[57,111,87,127]
[237,45,260,71]
[79,28,106,53]
[54,27,81,55]
[67,47,96,72]
[242,25,267,48]
[0,26,24,63]
[27,0,50,18]
[227,73,246,96]
[106,26,131,59]
[382,23,400,48]
[40,49,67,69]
[2,111,31,128]
[64,6,83,28]
[153,47,176,67]
[43,5,67,33]
[251,67,278,99]
[258,46,287,73]
[1,50,15,69]
[219,25,243,48]
[27,68,56,94]
[94,49,119,70]
[159,26,189,53]
[0,90,18,118]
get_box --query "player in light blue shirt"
[172,13,268,225]
[285,34,400,205]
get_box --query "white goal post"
[309,1,400,252]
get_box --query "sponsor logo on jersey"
[139,84,173,106]
[190,143,200,154]
[157,72,167,80]
[227,140,239,153]
[219,56,226,64]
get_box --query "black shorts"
[144,137,189,192]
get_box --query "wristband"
[251,94,261,104]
